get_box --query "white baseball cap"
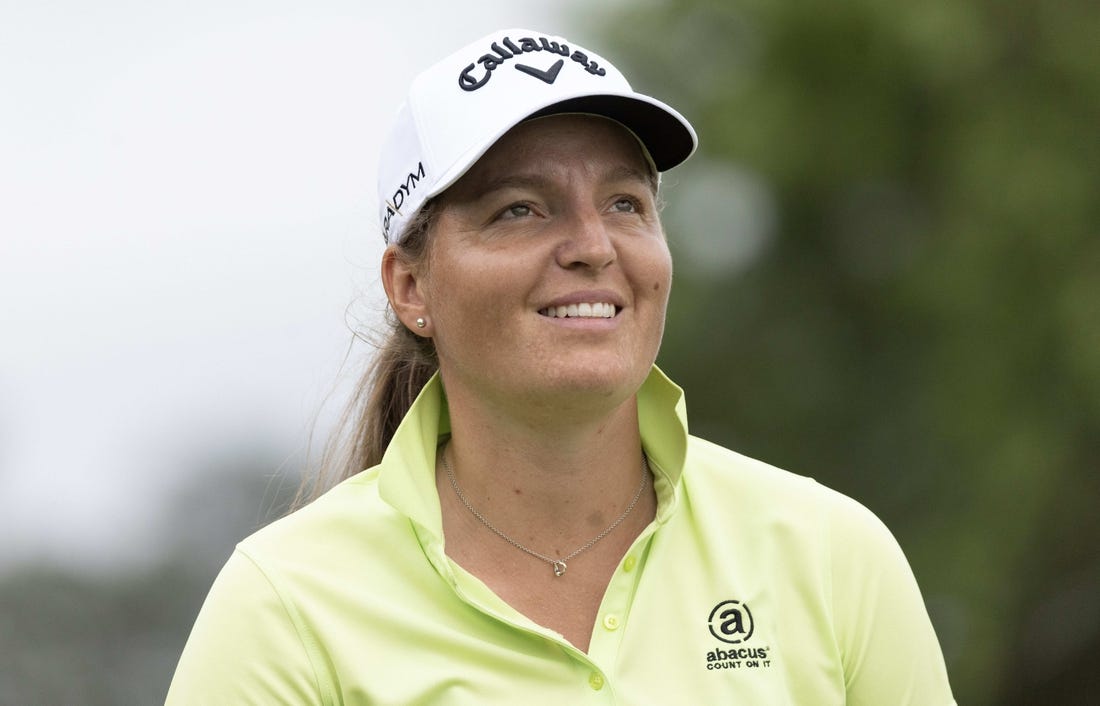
[377,28,698,243]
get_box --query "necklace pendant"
[552,560,567,577]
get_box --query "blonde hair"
[292,202,438,508]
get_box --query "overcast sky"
[0,1,580,571]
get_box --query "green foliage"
[0,456,297,703]
[589,1,1100,703]
[0,565,210,704]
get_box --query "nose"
[555,207,617,271]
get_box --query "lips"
[538,302,617,319]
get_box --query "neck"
[440,382,648,532]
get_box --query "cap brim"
[421,91,698,206]
[527,93,697,172]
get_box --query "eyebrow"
[473,173,552,199]
[471,165,657,201]
[605,164,659,192]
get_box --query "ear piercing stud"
[415,317,426,329]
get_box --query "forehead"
[443,114,657,199]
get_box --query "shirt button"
[622,555,637,572]
[603,614,620,631]
[588,672,605,691]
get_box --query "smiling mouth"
[538,302,618,319]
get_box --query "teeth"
[541,302,616,319]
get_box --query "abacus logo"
[704,600,773,672]
[708,600,754,644]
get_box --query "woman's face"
[419,114,672,416]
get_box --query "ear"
[381,245,431,336]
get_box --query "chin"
[540,361,650,402]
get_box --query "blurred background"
[1,0,1096,703]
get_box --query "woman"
[168,28,955,704]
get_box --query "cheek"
[425,258,513,338]
[630,246,672,333]
[648,246,673,296]
[649,252,674,321]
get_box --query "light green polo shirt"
[167,367,955,704]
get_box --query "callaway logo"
[515,59,563,85]
[458,35,607,92]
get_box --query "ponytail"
[292,202,438,508]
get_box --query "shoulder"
[684,436,873,519]
[240,468,388,558]
[165,473,394,704]
[235,464,446,599]
[225,466,437,607]
[679,436,904,570]
[680,439,945,626]
[676,437,955,700]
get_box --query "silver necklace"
[442,448,649,577]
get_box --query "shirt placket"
[580,525,657,702]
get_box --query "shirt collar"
[377,365,689,540]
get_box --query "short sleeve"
[826,493,956,706]
[166,549,328,705]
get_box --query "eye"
[497,203,533,220]
[610,197,640,214]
